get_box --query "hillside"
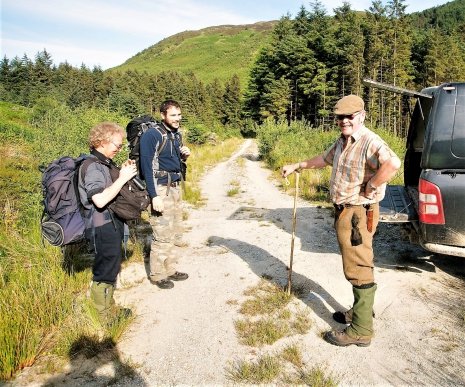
[110,0,464,89]
[408,0,465,33]
[112,21,276,87]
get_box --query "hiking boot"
[90,282,115,320]
[152,278,174,289]
[323,329,371,347]
[168,271,189,281]
[333,308,375,324]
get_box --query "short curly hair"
[88,122,124,150]
[160,99,181,114]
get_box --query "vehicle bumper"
[420,241,465,258]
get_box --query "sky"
[1,0,452,70]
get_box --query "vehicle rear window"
[422,83,465,169]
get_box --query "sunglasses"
[336,111,362,120]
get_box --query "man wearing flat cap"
[282,94,401,347]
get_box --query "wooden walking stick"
[287,171,300,295]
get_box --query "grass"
[227,179,241,197]
[114,23,276,88]
[257,118,406,203]
[235,280,311,347]
[227,187,240,197]
[226,354,282,384]
[284,365,339,386]
[226,345,339,385]
[235,318,290,347]
[0,101,243,380]
[51,334,141,383]
[183,138,242,207]
[234,279,311,347]
[226,278,338,384]
[240,281,292,316]
[280,343,303,367]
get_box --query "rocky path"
[14,139,465,386]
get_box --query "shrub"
[257,119,406,201]
[186,124,209,145]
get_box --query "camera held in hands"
[132,175,146,190]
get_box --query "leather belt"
[334,203,370,211]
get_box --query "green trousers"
[346,284,377,338]
[90,281,115,320]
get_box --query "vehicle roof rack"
[363,78,433,99]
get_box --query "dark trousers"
[87,217,124,284]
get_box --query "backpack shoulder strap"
[79,156,99,182]
[152,123,168,154]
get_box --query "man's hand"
[363,181,377,200]
[180,146,191,159]
[282,163,300,178]
[152,196,164,213]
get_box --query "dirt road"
[16,139,465,386]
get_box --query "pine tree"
[260,77,291,121]
[206,78,225,123]
[222,74,242,126]
[386,0,414,136]
[364,0,391,128]
[0,57,11,101]
[423,28,465,85]
[333,2,365,97]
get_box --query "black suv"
[370,81,465,257]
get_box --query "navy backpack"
[40,155,89,246]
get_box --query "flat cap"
[334,95,364,115]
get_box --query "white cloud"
[2,38,131,68]
[2,0,257,68]
[1,0,453,69]
[3,0,255,36]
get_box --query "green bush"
[240,118,258,138]
[257,119,406,202]
[186,123,209,145]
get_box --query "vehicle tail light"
[418,178,445,224]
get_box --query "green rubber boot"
[346,283,377,338]
[90,282,115,321]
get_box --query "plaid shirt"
[323,126,398,205]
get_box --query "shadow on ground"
[227,205,465,281]
[209,235,346,329]
[42,336,146,387]
[214,202,465,332]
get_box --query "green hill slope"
[112,21,276,87]
[408,0,465,33]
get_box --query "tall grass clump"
[227,279,333,384]
[257,119,336,203]
[226,354,282,384]
[257,118,406,203]
[0,101,245,380]
[0,101,132,380]
[234,280,311,348]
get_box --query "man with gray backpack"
[139,100,191,289]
